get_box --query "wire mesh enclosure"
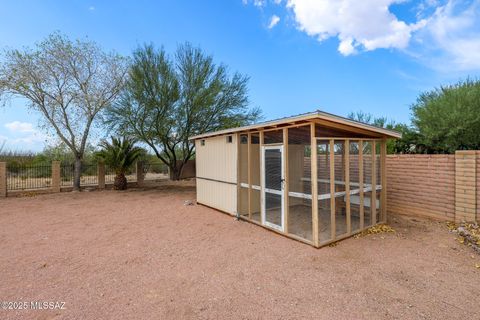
[232,120,389,248]
[287,125,312,241]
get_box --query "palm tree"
[97,137,144,190]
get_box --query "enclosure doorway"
[261,145,285,231]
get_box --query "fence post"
[455,151,477,223]
[51,161,61,193]
[136,162,144,187]
[98,162,105,189]
[0,162,6,197]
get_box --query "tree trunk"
[169,162,184,181]
[114,172,127,190]
[73,157,82,191]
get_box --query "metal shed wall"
[195,135,238,214]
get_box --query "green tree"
[106,43,261,180]
[347,111,412,154]
[96,137,144,190]
[0,33,128,190]
[411,79,480,153]
[347,111,389,128]
[388,123,423,154]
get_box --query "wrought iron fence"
[81,164,98,186]
[60,163,74,187]
[5,161,169,191]
[6,164,52,190]
[105,165,137,184]
[60,163,98,186]
[143,162,169,181]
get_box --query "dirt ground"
[0,181,479,320]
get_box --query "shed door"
[261,146,284,231]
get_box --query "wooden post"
[329,139,335,240]
[98,162,105,190]
[345,139,351,235]
[247,133,252,219]
[0,162,6,197]
[283,128,289,234]
[310,123,319,247]
[371,140,377,225]
[51,161,61,193]
[359,140,364,230]
[259,131,264,223]
[136,162,144,187]
[236,133,241,217]
[380,138,387,223]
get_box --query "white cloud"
[5,121,35,133]
[416,0,480,71]
[286,0,427,56]
[268,15,281,29]
[337,37,357,55]
[11,135,45,145]
[2,121,46,149]
[0,133,46,150]
[245,0,480,71]
[88,6,95,11]
[242,0,268,6]
[243,0,282,6]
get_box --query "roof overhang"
[189,110,402,140]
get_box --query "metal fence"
[143,162,169,181]
[81,164,98,186]
[60,163,74,187]
[6,164,52,190]
[60,163,99,186]
[5,161,170,191]
[105,165,137,184]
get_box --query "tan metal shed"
[190,110,401,248]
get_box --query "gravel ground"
[0,181,479,320]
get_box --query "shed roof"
[189,110,402,140]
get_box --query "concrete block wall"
[0,162,6,197]
[386,154,456,221]
[51,161,61,193]
[98,162,106,189]
[454,151,477,222]
[178,160,196,179]
[477,151,480,221]
[387,152,478,223]
[306,152,478,223]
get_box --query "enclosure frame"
[191,111,399,248]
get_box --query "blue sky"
[0,0,479,151]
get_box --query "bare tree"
[0,33,128,190]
